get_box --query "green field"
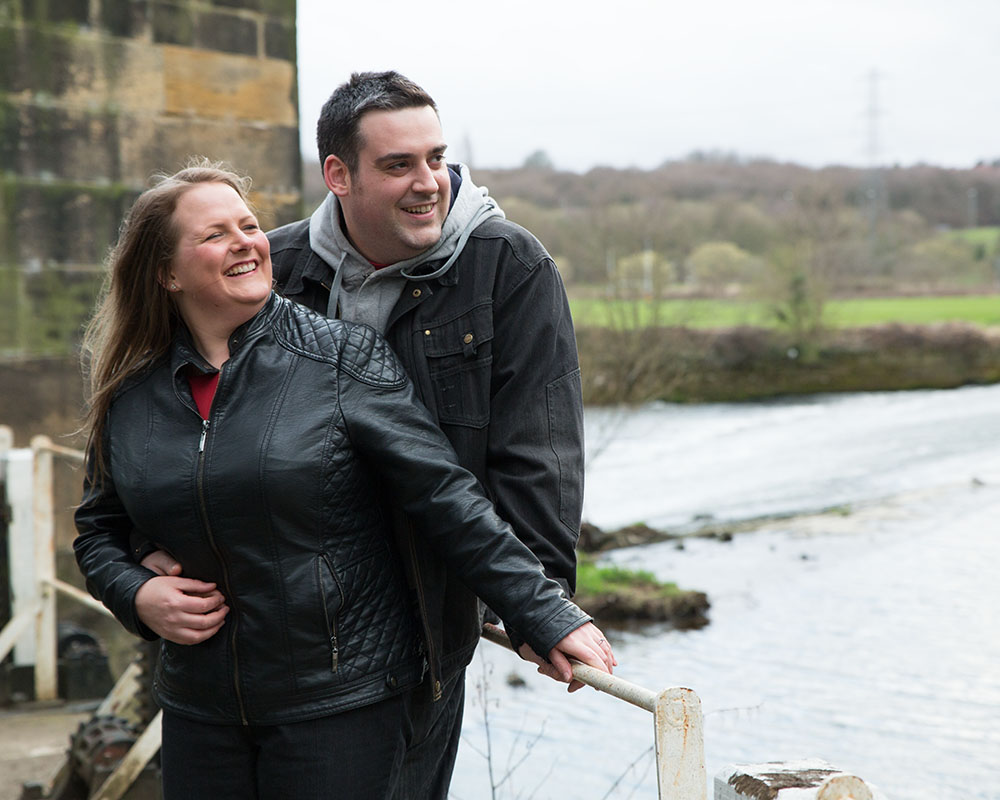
[570,294,1000,329]
[949,226,1000,252]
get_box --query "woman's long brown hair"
[81,159,254,476]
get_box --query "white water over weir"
[453,384,1000,800]
[4,384,1000,797]
[2,428,874,800]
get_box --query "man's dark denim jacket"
[268,214,585,698]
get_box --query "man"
[144,71,598,798]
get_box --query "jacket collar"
[290,235,460,296]
[169,292,281,376]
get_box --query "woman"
[74,162,615,799]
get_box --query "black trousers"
[160,694,407,800]
[392,668,466,800]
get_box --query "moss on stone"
[264,18,294,61]
[0,175,19,264]
[259,0,297,20]
[152,1,194,46]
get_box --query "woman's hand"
[140,549,183,577]
[135,576,229,645]
[519,621,617,692]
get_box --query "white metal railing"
[1,423,883,800]
[1,424,710,799]
[482,624,707,799]
[0,428,111,704]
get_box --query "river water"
[450,384,1000,800]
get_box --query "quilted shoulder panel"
[271,297,407,388]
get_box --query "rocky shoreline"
[572,502,864,630]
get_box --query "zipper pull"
[331,636,339,673]
[198,419,210,453]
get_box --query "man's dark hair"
[316,71,437,175]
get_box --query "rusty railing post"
[654,687,706,799]
[482,624,706,799]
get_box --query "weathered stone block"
[0,28,166,111]
[119,115,300,209]
[0,98,17,171]
[100,0,150,38]
[2,0,304,354]
[262,193,305,229]
[0,178,15,265]
[4,179,132,266]
[23,0,89,26]
[197,9,258,57]
[259,0,296,18]
[715,760,886,800]
[152,0,194,46]
[162,46,296,124]
[0,26,75,95]
[213,0,261,10]
[1,104,120,181]
[264,17,293,61]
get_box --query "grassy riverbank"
[573,554,710,629]
[576,321,1000,404]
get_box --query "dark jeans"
[160,695,407,800]
[391,668,466,800]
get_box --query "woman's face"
[165,182,272,327]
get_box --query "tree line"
[466,157,1000,298]
[305,154,1000,306]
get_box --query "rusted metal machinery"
[20,641,161,800]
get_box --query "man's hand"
[518,622,617,692]
[134,576,229,645]
[140,549,183,577]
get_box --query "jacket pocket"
[318,556,345,673]
[422,305,493,428]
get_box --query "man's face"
[332,106,451,265]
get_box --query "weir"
[0,425,886,799]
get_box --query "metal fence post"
[1,442,36,666]
[1,425,11,630]
[30,434,58,701]
[654,687,706,799]
[482,624,708,799]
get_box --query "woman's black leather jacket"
[74,293,590,726]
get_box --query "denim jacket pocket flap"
[421,305,494,359]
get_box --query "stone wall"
[0,0,302,354]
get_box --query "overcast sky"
[296,0,999,173]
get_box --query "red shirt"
[188,371,220,420]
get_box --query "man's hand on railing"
[517,621,617,692]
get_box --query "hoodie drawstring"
[399,199,500,282]
[326,251,347,319]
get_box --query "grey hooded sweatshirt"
[308,163,504,333]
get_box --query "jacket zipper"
[319,556,343,673]
[404,521,441,701]
[396,322,442,701]
[195,416,249,725]
[322,276,441,696]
